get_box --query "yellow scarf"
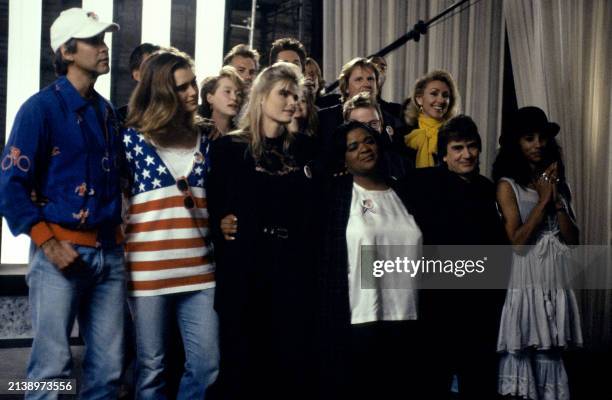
[404,114,443,168]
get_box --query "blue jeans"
[26,244,126,400]
[129,289,219,400]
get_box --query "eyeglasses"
[176,177,195,209]
[367,120,382,131]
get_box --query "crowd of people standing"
[0,7,584,400]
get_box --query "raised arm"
[496,179,549,247]
[552,182,580,245]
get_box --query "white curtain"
[323,0,505,176]
[324,0,612,349]
[504,0,612,350]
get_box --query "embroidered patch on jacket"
[75,183,88,197]
[101,156,111,172]
[1,146,31,172]
[72,208,90,224]
[51,147,61,156]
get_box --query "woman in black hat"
[492,107,582,400]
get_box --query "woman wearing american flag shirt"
[122,48,218,399]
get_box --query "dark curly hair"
[269,37,307,70]
[129,43,160,73]
[492,129,571,201]
[437,115,482,161]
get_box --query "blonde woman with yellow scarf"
[403,70,460,168]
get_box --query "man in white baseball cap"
[50,7,119,53]
[50,8,118,82]
[0,8,125,399]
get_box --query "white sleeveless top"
[346,182,422,324]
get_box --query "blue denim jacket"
[0,76,123,245]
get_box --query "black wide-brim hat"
[500,106,560,145]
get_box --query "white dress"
[497,177,583,400]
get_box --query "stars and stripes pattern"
[122,128,214,296]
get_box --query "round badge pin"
[304,165,312,179]
[386,125,394,137]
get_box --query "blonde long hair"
[231,62,303,160]
[404,70,460,127]
[126,48,200,142]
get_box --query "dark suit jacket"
[404,167,507,246]
[315,93,341,109]
[379,98,402,118]
[401,167,509,346]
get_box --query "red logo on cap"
[87,12,99,20]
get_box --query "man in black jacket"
[317,57,379,136]
[317,57,408,175]
[406,115,508,400]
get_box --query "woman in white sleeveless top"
[318,121,423,399]
[492,107,582,400]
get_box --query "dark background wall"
[0,0,324,141]
[111,0,143,109]
[226,0,323,68]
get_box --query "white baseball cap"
[50,8,119,53]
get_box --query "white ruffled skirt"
[497,233,583,399]
[498,352,569,400]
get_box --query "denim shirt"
[0,76,123,244]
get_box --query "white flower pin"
[361,199,375,215]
